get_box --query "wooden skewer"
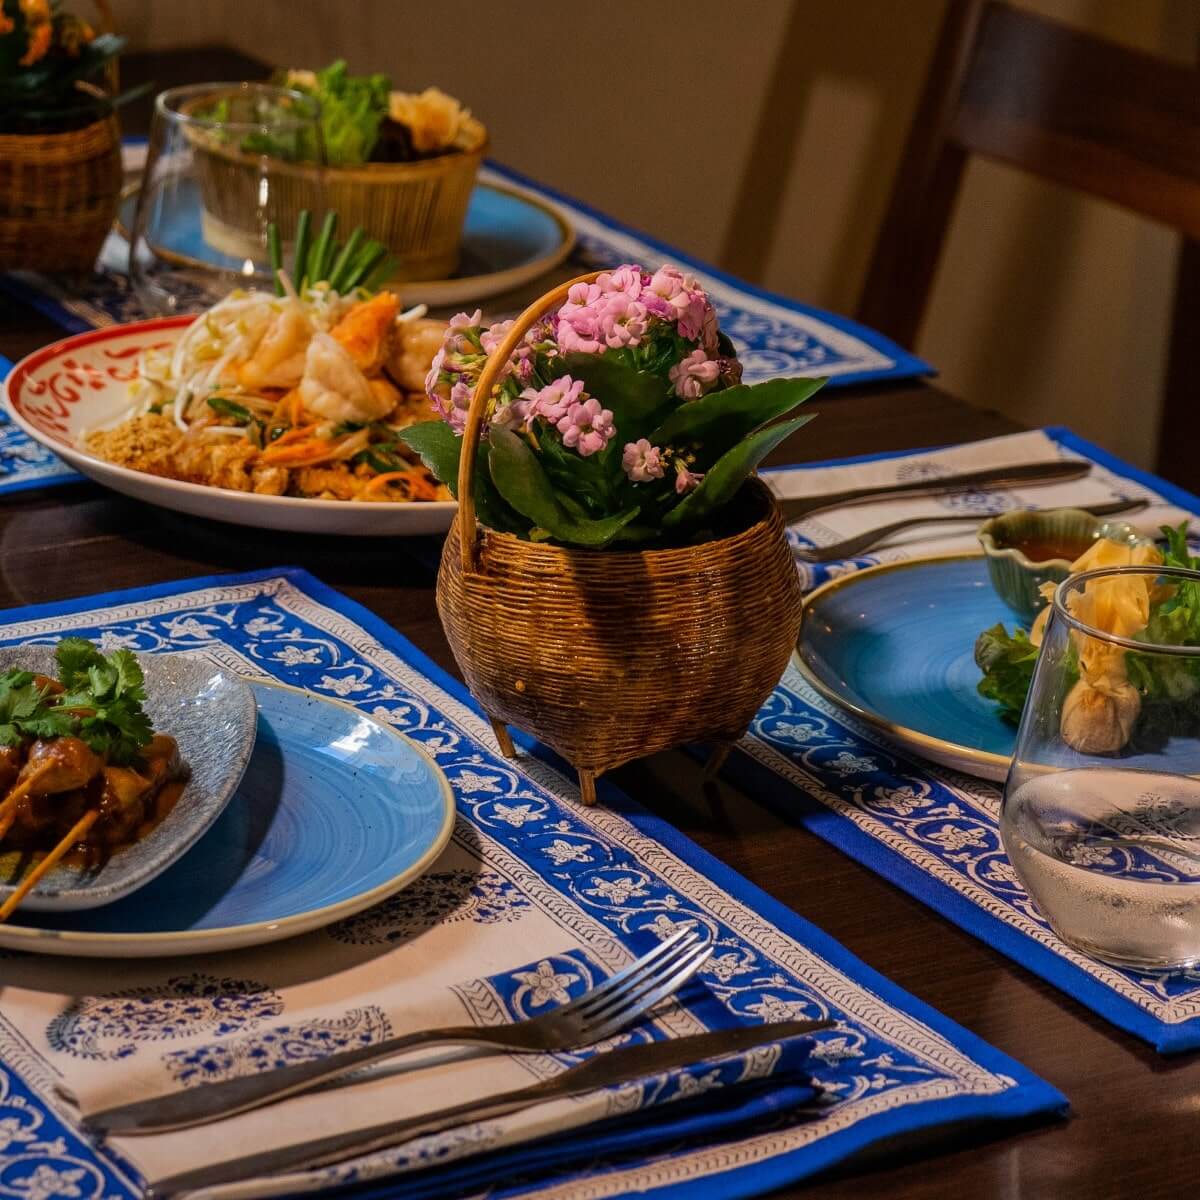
[0,809,98,923]
[0,762,55,843]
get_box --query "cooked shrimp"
[330,292,399,374]
[299,332,393,423]
[237,304,311,391]
[387,317,449,391]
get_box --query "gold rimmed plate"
[794,554,1017,781]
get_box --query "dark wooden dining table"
[2,45,1196,1200]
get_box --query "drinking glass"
[130,83,324,315]
[1002,564,1200,970]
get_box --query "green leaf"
[662,416,816,530]
[488,427,639,547]
[397,420,462,488]
[551,353,675,445]
[973,623,1041,724]
[398,420,526,534]
[55,637,105,689]
[207,396,254,423]
[649,377,825,468]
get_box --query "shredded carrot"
[269,389,298,425]
[290,389,306,425]
[257,425,321,462]
[258,441,342,468]
[362,469,439,501]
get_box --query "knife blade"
[147,1017,833,1197]
[776,458,1091,523]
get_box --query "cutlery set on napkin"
[13,928,828,1197]
[765,429,1193,576]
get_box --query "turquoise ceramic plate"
[795,555,1018,782]
[0,680,455,956]
[117,180,575,307]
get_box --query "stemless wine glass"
[130,83,324,315]
[1002,564,1200,970]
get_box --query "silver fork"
[791,497,1148,562]
[86,928,713,1136]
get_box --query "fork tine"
[580,941,713,1031]
[572,931,702,1019]
[581,943,714,1043]
[555,927,698,1016]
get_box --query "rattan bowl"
[185,101,487,282]
[436,273,804,805]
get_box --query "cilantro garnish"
[0,639,154,765]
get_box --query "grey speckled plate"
[0,647,256,912]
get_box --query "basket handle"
[457,270,604,574]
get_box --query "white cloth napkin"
[762,430,1192,586]
[0,829,733,1199]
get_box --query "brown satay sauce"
[999,534,1095,563]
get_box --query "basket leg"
[703,736,742,781]
[488,716,517,760]
[578,768,598,807]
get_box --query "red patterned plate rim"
[2,318,458,519]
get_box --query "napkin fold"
[763,430,1193,592]
[0,835,814,1197]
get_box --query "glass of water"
[1002,563,1200,970]
[130,83,325,315]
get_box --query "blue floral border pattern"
[0,569,1060,1200]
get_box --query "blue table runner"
[729,427,1200,1055]
[0,568,1061,1200]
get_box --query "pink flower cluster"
[506,375,615,457]
[554,264,718,357]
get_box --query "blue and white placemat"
[0,356,83,495]
[0,569,1061,1200]
[734,428,1200,1055]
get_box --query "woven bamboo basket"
[0,3,121,273]
[437,273,804,806]
[185,101,487,282]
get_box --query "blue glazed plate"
[117,180,575,307]
[795,555,1018,782]
[0,679,455,956]
[0,647,257,912]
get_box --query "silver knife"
[777,459,1091,523]
[147,1017,833,1197]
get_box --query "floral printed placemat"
[740,428,1200,1054]
[0,568,1061,1200]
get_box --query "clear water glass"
[1002,564,1200,970]
[130,83,324,315]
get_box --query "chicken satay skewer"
[0,809,98,922]
[0,762,56,842]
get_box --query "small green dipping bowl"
[978,507,1148,623]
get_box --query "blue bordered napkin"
[0,568,1061,1200]
[733,428,1200,1054]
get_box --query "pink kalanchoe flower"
[597,264,645,298]
[445,308,483,353]
[557,396,615,457]
[556,310,603,354]
[622,438,664,483]
[517,375,585,427]
[675,464,704,494]
[647,265,689,302]
[598,293,649,348]
[669,347,720,399]
[439,379,473,433]
[676,292,709,342]
[563,280,602,310]
[480,318,514,355]
[424,346,447,399]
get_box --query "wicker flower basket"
[185,105,487,282]
[437,274,804,806]
[0,0,121,274]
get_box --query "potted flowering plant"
[0,0,126,271]
[402,263,821,547]
[402,265,820,805]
